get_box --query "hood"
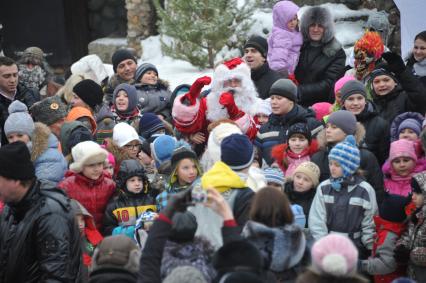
[31,122,52,162]
[272,1,299,31]
[300,6,335,44]
[390,111,424,142]
[66,106,97,134]
[201,161,246,193]
[59,120,90,156]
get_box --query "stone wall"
[88,0,127,39]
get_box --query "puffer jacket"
[255,104,323,165]
[135,80,172,121]
[58,170,116,230]
[0,181,82,282]
[251,62,283,99]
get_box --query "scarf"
[413,59,426,77]
[330,177,345,191]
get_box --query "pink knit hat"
[311,234,358,277]
[334,75,355,95]
[389,139,417,162]
[311,102,332,121]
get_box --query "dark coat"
[294,39,346,107]
[251,62,283,99]
[255,105,323,165]
[0,181,82,282]
[284,181,316,226]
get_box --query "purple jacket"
[267,1,303,73]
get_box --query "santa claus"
[172,57,260,140]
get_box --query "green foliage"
[154,0,257,69]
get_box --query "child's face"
[267,182,283,191]
[257,113,269,125]
[126,176,144,194]
[287,14,298,31]
[6,132,30,144]
[105,163,114,177]
[123,141,142,159]
[329,159,343,178]
[76,214,85,234]
[140,70,158,85]
[391,157,415,177]
[71,93,88,109]
[413,192,424,208]
[293,172,314,192]
[399,128,418,142]
[177,158,198,185]
[82,162,104,180]
[115,90,129,112]
[288,134,309,154]
[372,75,397,96]
[270,95,294,115]
[325,123,346,144]
[343,94,366,115]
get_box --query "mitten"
[219,92,244,119]
[184,76,211,105]
[394,245,411,264]
[382,52,406,74]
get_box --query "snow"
[91,37,127,45]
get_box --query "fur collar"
[322,38,342,57]
[316,122,366,150]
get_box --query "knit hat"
[171,146,198,170]
[113,123,140,148]
[311,234,359,276]
[207,123,242,164]
[327,110,357,135]
[244,35,268,58]
[221,133,254,170]
[150,135,177,167]
[388,139,417,163]
[30,95,68,126]
[292,161,320,187]
[269,79,297,102]
[328,135,360,178]
[60,121,93,156]
[111,49,137,73]
[334,75,356,96]
[287,120,311,142]
[113,83,139,115]
[4,100,35,137]
[369,63,398,84]
[138,113,165,139]
[0,141,35,180]
[256,98,271,116]
[70,141,108,173]
[169,211,198,243]
[163,266,207,283]
[263,167,285,187]
[135,63,158,82]
[379,193,410,223]
[340,80,367,103]
[65,106,97,134]
[72,79,104,109]
[311,102,332,121]
[398,118,422,137]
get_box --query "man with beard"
[172,57,260,142]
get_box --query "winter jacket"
[294,39,346,107]
[255,104,323,165]
[308,175,378,252]
[31,122,68,185]
[242,220,307,282]
[360,216,406,283]
[95,104,116,144]
[371,68,426,126]
[352,102,390,165]
[58,170,116,230]
[0,83,40,144]
[156,181,196,212]
[251,62,283,99]
[267,1,303,74]
[90,267,137,283]
[284,181,316,226]
[103,190,157,235]
[135,81,172,122]
[0,181,82,282]
[384,171,414,197]
[406,56,426,90]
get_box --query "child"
[111,83,141,128]
[284,161,320,222]
[58,141,116,230]
[394,173,426,282]
[390,112,424,142]
[267,0,303,74]
[254,98,271,127]
[262,167,285,191]
[271,120,319,178]
[309,135,378,259]
[156,147,202,212]
[360,194,409,283]
[103,159,157,237]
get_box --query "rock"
[88,38,128,63]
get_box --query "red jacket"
[59,171,116,230]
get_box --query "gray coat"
[135,81,172,121]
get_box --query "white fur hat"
[207,123,242,164]
[256,98,271,115]
[113,122,140,148]
[70,141,108,173]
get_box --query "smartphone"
[191,183,207,204]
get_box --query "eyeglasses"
[123,144,142,150]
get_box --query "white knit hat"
[256,98,271,116]
[113,122,140,148]
[4,100,35,137]
[207,123,242,163]
[70,141,108,173]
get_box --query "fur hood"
[316,122,366,150]
[300,6,335,45]
[31,122,54,162]
[271,139,319,173]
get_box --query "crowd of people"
[0,2,426,283]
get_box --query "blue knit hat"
[263,167,285,186]
[150,135,177,168]
[328,135,360,178]
[221,134,254,170]
[138,112,165,139]
[113,83,138,115]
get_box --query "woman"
[406,30,426,88]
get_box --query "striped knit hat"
[328,135,360,178]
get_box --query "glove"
[381,52,406,74]
[394,245,410,264]
[219,92,244,119]
[162,188,193,219]
[185,76,211,105]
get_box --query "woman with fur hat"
[58,141,116,230]
[111,83,141,129]
[294,6,346,107]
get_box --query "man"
[0,56,40,145]
[30,95,68,138]
[0,142,81,282]
[243,35,283,99]
[294,6,346,107]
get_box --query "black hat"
[171,146,198,170]
[0,142,35,180]
[269,79,297,102]
[369,63,399,84]
[73,79,104,109]
[169,211,197,243]
[112,49,137,73]
[244,35,268,58]
[379,193,410,223]
[287,119,311,142]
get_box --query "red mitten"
[185,76,211,105]
[219,92,244,119]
